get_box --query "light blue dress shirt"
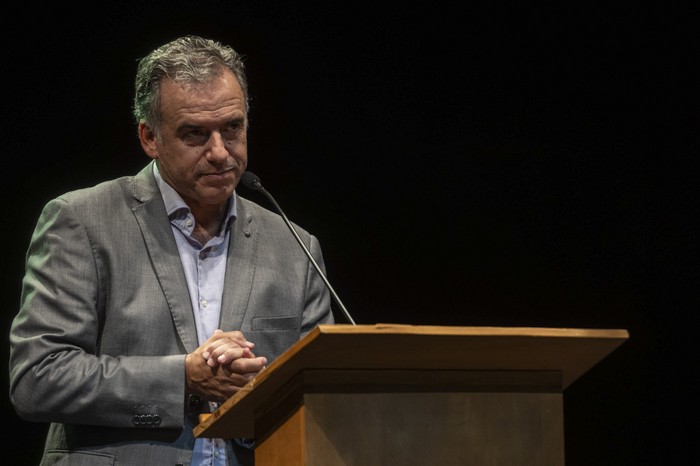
[154,163,237,465]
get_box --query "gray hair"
[133,35,249,133]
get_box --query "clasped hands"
[185,329,267,402]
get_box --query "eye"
[222,121,245,140]
[182,128,209,145]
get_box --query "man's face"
[139,68,248,211]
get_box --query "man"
[8,35,334,466]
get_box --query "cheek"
[227,138,247,153]
[161,154,202,183]
[230,143,247,166]
[235,151,247,167]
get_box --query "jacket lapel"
[220,196,257,331]
[130,163,199,353]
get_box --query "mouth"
[201,166,236,177]
[199,168,236,184]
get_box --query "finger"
[216,347,257,366]
[202,337,249,361]
[207,341,256,365]
[228,355,268,374]
[206,347,255,367]
[202,338,230,360]
[202,331,255,358]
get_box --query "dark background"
[2,2,695,465]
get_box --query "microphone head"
[240,171,262,190]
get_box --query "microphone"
[240,171,356,325]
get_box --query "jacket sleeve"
[301,233,336,337]
[9,197,187,429]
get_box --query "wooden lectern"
[194,324,628,466]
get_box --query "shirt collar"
[152,161,238,232]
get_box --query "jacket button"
[188,394,203,409]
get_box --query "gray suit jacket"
[9,162,334,465]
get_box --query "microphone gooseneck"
[239,171,356,325]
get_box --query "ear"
[138,123,159,160]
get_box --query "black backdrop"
[2,2,695,465]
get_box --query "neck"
[189,200,229,244]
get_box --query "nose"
[205,132,229,163]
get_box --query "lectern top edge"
[317,323,630,340]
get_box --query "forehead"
[160,69,246,124]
